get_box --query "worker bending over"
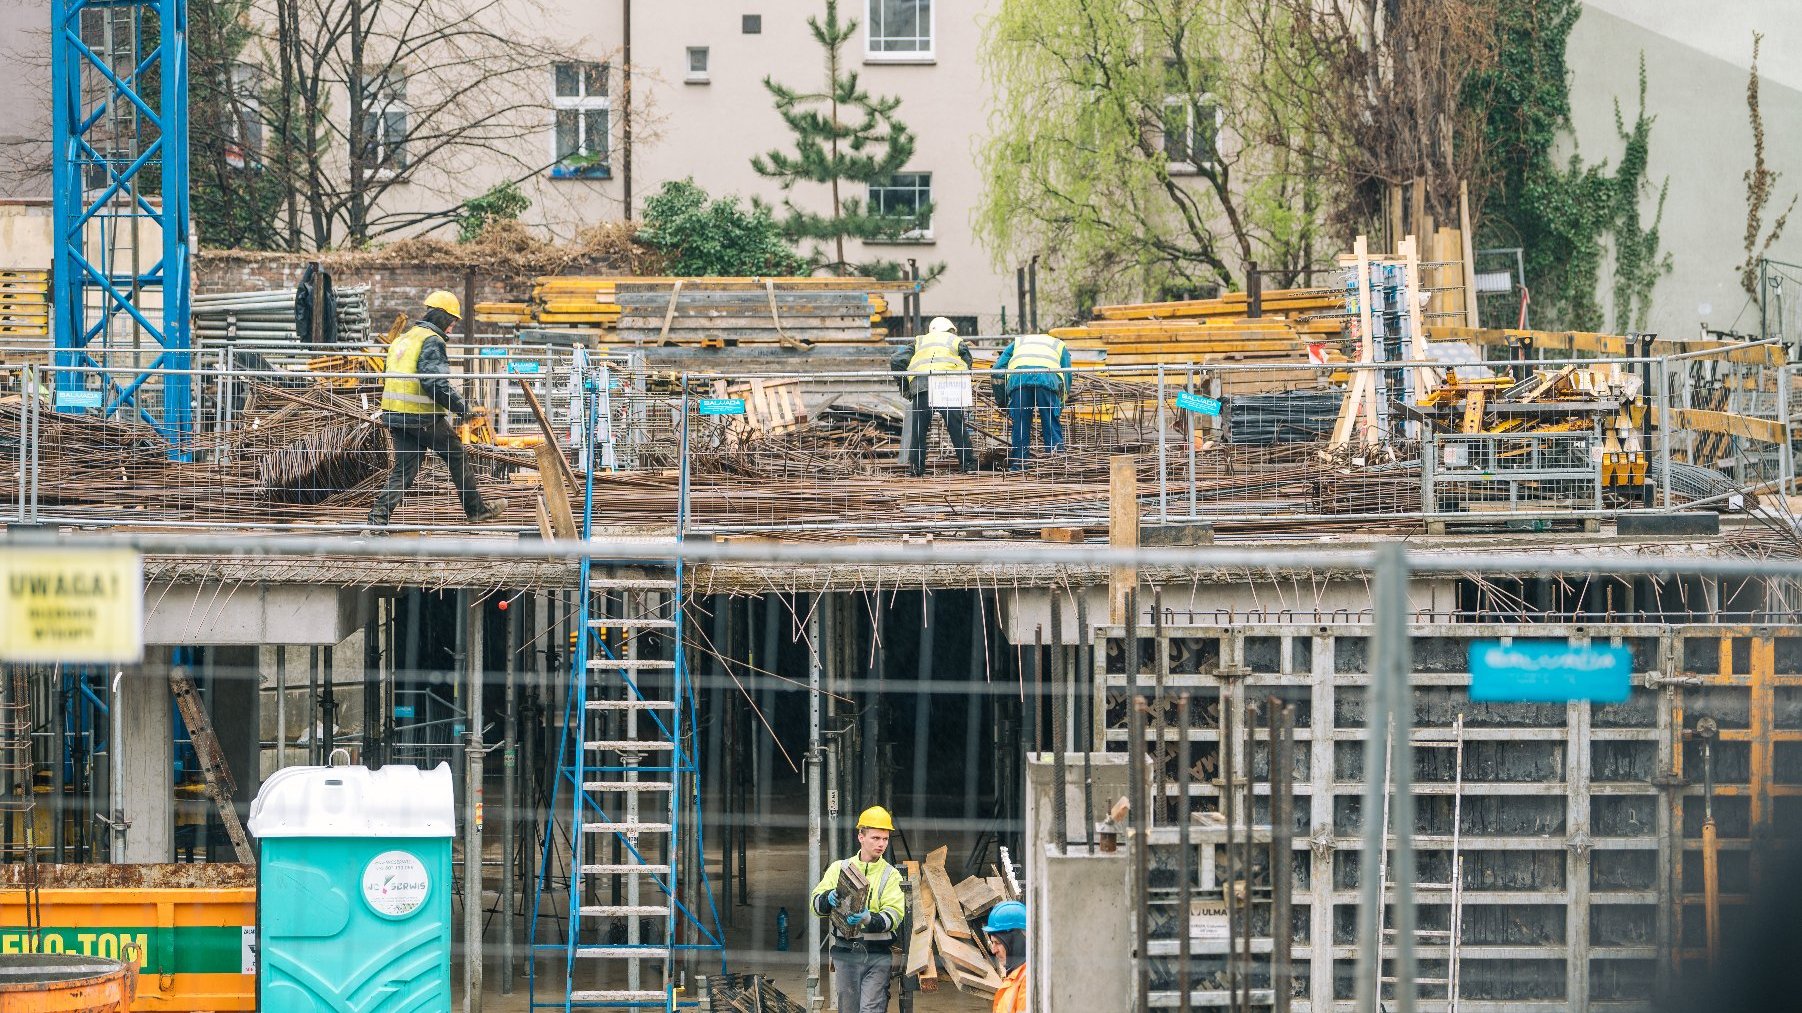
[900,317,976,476]
[993,333,1071,468]
[984,900,1028,1013]
[810,806,907,1013]
[367,291,505,529]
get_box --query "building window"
[551,61,609,179]
[867,0,931,59]
[686,47,710,83]
[867,172,932,241]
[1162,60,1221,171]
[355,69,409,175]
[742,14,762,34]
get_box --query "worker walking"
[367,291,505,529]
[993,333,1071,468]
[810,806,907,1013]
[984,900,1028,1013]
[900,317,976,476]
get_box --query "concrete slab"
[143,581,372,646]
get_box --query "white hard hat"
[928,316,956,334]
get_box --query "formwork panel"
[1100,622,1802,1012]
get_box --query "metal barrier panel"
[1095,621,1802,1013]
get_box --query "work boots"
[467,501,508,524]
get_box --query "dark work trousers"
[368,413,486,524]
[1007,384,1066,468]
[907,390,974,475]
[830,943,894,1013]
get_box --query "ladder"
[169,667,255,863]
[1376,714,1465,1011]
[530,371,722,1011]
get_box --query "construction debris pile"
[1407,363,1648,487]
[704,974,806,1013]
[903,846,1018,998]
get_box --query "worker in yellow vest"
[902,317,976,476]
[984,900,1028,1013]
[993,333,1071,469]
[810,805,908,1013]
[366,291,505,529]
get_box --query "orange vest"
[992,963,1027,1013]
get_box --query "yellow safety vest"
[907,332,967,374]
[1007,334,1066,372]
[380,325,445,415]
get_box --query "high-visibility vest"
[907,332,967,374]
[380,325,445,414]
[1006,334,1066,373]
[992,963,1027,1013]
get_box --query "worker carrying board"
[810,805,907,1013]
[896,317,976,476]
[366,291,506,530]
[993,333,1071,468]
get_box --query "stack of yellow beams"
[475,276,896,335]
[1051,287,1348,372]
[0,269,50,338]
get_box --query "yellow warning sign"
[0,548,143,663]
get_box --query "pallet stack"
[0,268,50,347]
[475,276,898,345]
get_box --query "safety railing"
[5,349,1791,535]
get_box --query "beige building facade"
[1,1,1798,338]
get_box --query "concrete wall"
[1568,1,1802,338]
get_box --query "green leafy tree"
[978,0,1323,315]
[751,0,924,276]
[190,0,286,248]
[637,179,806,276]
[457,182,532,241]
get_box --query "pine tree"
[751,0,924,276]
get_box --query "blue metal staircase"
[529,371,723,1010]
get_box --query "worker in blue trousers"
[993,333,1071,468]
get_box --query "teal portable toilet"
[248,761,455,1012]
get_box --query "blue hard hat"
[985,900,1027,933]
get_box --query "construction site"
[5,2,1802,1013]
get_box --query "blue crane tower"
[50,0,192,447]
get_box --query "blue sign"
[698,398,747,416]
[392,705,416,720]
[1469,641,1633,703]
[54,390,102,410]
[1175,392,1222,416]
[506,361,541,373]
[479,346,509,357]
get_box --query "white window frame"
[226,62,262,169]
[355,68,409,179]
[1164,90,1223,174]
[865,0,934,63]
[550,61,611,179]
[866,171,933,243]
[686,47,710,83]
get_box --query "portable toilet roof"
[248,762,454,839]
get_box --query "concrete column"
[121,653,174,863]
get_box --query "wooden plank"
[1460,181,1481,328]
[905,862,937,986]
[1109,455,1138,624]
[954,875,1003,919]
[922,845,974,940]
[1656,408,1790,445]
[1039,526,1086,543]
[933,922,1002,993]
[517,378,581,492]
[534,441,579,540]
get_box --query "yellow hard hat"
[424,290,463,319]
[856,805,895,832]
